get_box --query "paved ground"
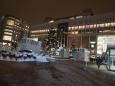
[0,60,115,86]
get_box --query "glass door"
[109,49,115,71]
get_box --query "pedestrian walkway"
[57,59,115,81]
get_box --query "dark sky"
[0,0,115,25]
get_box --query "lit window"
[70,17,75,20]
[3,35,12,41]
[7,20,14,26]
[3,42,7,45]
[86,25,90,28]
[4,32,12,35]
[97,24,100,27]
[4,29,13,32]
[31,38,38,41]
[100,24,104,27]
[72,32,74,34]
[99,31,103,33]
[5,26,13,28]
[75,26,78,29]
[79,26,82,29]
[103,30,111,32]
[79,25,85,29]
[114,22,115,26]
[68,27,71,31]
[75,31,78,34]
[76,16,82,19]
[94,24,96,28]
[111,22,114,26]
[90,25,94,28]
[82,26,85,29]
[72,27,74,30]
[49,20,54,23]
[105,23,111,27]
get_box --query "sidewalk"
[56,59,115,81]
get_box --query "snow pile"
[0,50,56,62]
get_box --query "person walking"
[96,56,103,70]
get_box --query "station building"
[30,9,115,57]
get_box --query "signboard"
[84,56,89,62]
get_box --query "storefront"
[97,35,115,55]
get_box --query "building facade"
[30,11,115,57]
[0,15,30,46]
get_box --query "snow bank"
[0,53,56,63]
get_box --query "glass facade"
[106,48,115,71]
[97,35,115,55]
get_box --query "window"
[75,26,78,30]
[72,27,74,30]
[90,25,94,28]
[71,31,74,34]
[105,23,111,27]
[111,22,114,26]
[7,20,14,26]
[86,25,90,28]
[94,24,96,28]
[5,26,13,28]
[4,32,12,35]
[79,26,85,29]
[75,31,78,34]
[97,24,100,27]
[100,24,104,27]
[69,27,71,30]
[3,35,12,41]
[4,29,13,32]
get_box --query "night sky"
[0,0,115,25]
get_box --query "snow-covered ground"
[0,54,56,62]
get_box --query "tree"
[71,37,77,58]
[71,37,77,51]
[43,27,58,55]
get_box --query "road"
[0,60,115,86]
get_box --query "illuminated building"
[30,9,115,57]
[0,15,30,46]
